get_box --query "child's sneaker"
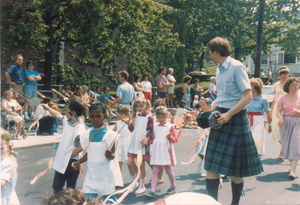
[129,182,139,193]
[166,187,176,194]
[145,191,155,198]
[24,113,30,120]
[135,186,146,194]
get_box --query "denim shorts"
[24,84,37,98]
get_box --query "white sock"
[139,178,145,187]
[25,112,29,117]
[31,112,34,116]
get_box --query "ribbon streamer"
[30,159,53,185]
[181,138,204,165]
[101,150,143,205]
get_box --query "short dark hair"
[207,37,231,57]
[103,86,109,91]
[119,70,129,81]
[283,77,299,93]
[143,72,150,79]
[179,101,187,108]
[42,97,52,104]
[89,102,107,117]
[196,103,202,109]
[68,97,86,116]
[183,75,192,83]
[158,67,166,74]
[27,61,33,68]
[194,78,200,84]
[134,74,141,82]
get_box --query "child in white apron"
[145,106,177,198]
[113,105,131,171]
[125,97,154,194]
[1,131,20,205]
[72,103,123,203]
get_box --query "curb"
[13,141,59,150]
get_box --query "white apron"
[249,115,265,155]
[116,120,131,162]
[151,122,176,166]
[81,129,123,195]
[127,115,150,155]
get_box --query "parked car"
[262,85,274,103]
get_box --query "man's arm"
[5,72,16,86]
[217,89,252,124]
[41,104,63,121]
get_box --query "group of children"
[44,96,189,203]
[1,90,214,204]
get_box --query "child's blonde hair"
[132,97,151,123]
[1,128,18,168]
[155,106,170,117]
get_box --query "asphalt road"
[15,129,300,205]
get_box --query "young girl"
[72,103,123,203]
[1,130,20,205]
[113,105,132,172]
[145,106,177,198]
[126,97,154,194]
[41,97,86,193]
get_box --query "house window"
[284,53,296,64]
[261,56,268,64]
[278,53,284,64]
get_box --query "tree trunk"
[199,53,204,70]
[44,16,53,90]
[234,47,240,61]
[254,0,265,78]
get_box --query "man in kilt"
[205,37,263,204]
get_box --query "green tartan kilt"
[204,109,263,177]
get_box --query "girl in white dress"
[1,130,20,205]
[72,103,123,203]
[125,97,154,194]
[113,105,131,172]
[145,106,178,198]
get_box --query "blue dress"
[182,85,191,109]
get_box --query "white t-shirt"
[52,117,86,174]
[193,99,199,107]
[141,81,152,92]
[34,105,50,119]
[2,99,18,112]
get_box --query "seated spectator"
[99,86,115,108]
[61,84,72,98]
[94,86,102,100]
[87,84,96,102]
[34,98,59,135]
[1,90,23,139]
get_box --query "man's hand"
[71,162,80,170]
[217,112,232,125]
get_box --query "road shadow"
[176,173,202,181]
[286,183,300,192]
[256,172,292,182]
[260,158,286,165]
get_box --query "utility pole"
[254,0,265,78]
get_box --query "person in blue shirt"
[5,54,24,103]
[99,86,115,108]
[247,78,272,156]
[113,70,136,108]
[24,61,41,120]
[204,37,263,204]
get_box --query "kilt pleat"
[204,110,263,177]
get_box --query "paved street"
[15,128,300,205]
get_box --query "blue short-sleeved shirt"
[7,63,24,84]
[246,95,270,114]
[117,82,136,104]
[216,56,251,109]
[25,69,39,85]
[99,93,112,104]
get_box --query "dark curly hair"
[283,77,299,93]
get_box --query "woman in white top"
[141,72,152,102]
[1,90,23,139]
[133,74,145,98]
[167,68,176,108]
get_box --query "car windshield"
[262,87,274,95]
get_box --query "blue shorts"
[24,84,37,98]
[158,92,167,98]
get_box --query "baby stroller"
[1,111,27,140]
